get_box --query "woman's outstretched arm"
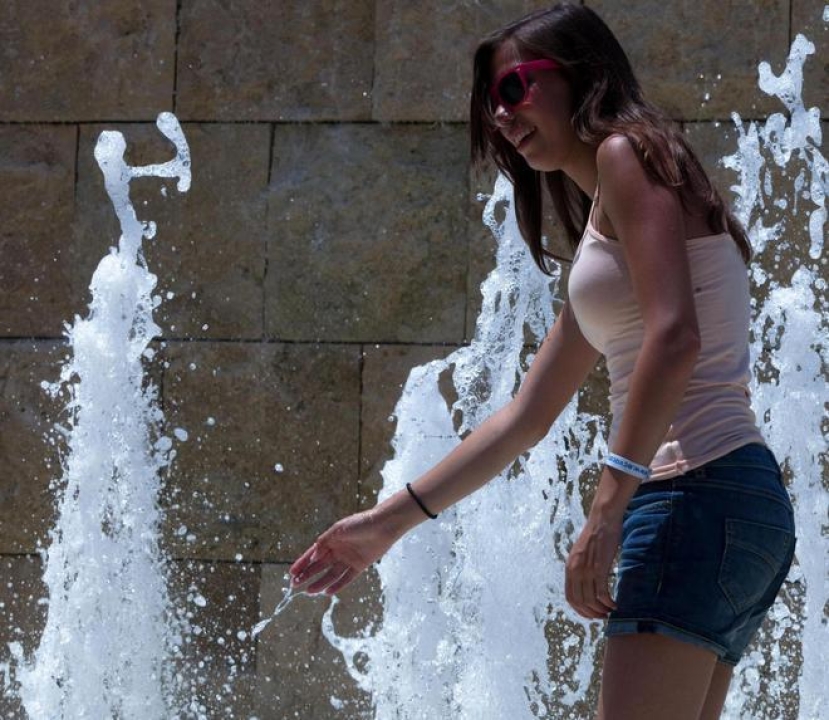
[289,300,600,595]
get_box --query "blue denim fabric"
[605,443,796,665]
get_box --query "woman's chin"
[519,142,560,172]
[523,154,560,172]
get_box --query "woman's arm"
[375,300,601,540]
[595,135,701,478]
[290,300,600,595]
[565,135,702,619]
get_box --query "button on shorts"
[605,442,796,666]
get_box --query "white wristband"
[605,452,651,481]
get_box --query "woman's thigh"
[698,662,734,720]
[597,633,718,720]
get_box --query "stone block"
[0,126,76,337]
[266,124,469,343]
[254,563,380,719]
[0,555,46,718]
[0,1,174,121]
[373,0,549,121]
[161,341,361,562]
[578,358,610,423]
[177,0,374,121]
[168,559,261,715]
[684,121,741,201]
[74,123,268,339]
[792,0,828,113]
[587,1,790,119]
[359,344,458,509]
[0,341,64,554]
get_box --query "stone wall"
[1,1,825,718]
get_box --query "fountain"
[4,113,191,718]
[720,31,827,720]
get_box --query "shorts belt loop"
[693,467,706,479]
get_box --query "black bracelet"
[406,482,438,519]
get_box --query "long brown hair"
[470,3,751,275]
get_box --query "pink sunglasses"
[490,59,561,111]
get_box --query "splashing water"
[252,577,311,638]
[720,32,827,720]
[324,27,827,720]
[5,113,191,718]
[324,173,606,719]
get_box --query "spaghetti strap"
[588,182,601,232]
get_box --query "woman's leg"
[698,662,734,720]
[595,634,718,720]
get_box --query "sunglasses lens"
[498,72,525,107]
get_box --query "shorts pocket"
[718,518,794,615]
[618,498,672,574]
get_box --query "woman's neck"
[562,142,599,198]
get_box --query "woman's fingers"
[290,557,333,589]
[567,576,599,619]
[565,515,622,619]
[324,568,358,596]
[566,564,615,618]
[289,548,357,596]
[595,577,617,611]
[305,564,350,594]
[579,577,613,616]
[289,508,396,596]
[585,579,613,616]
[289,541,321,578]
[289,544,332,587]
[293,560,358,596]
[576,592,605,618]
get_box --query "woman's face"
[490,43,582,173]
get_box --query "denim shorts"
[605,442,796,666]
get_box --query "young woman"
[289,5,796,719]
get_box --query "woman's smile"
[510,125,536,149]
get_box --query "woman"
[289,5,796,719]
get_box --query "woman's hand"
[289,508,399,596]
[565,510,622,619]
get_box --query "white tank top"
[567,212,765,481]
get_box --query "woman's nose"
[493,104,513,126]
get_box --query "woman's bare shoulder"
[596,134,648,186]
